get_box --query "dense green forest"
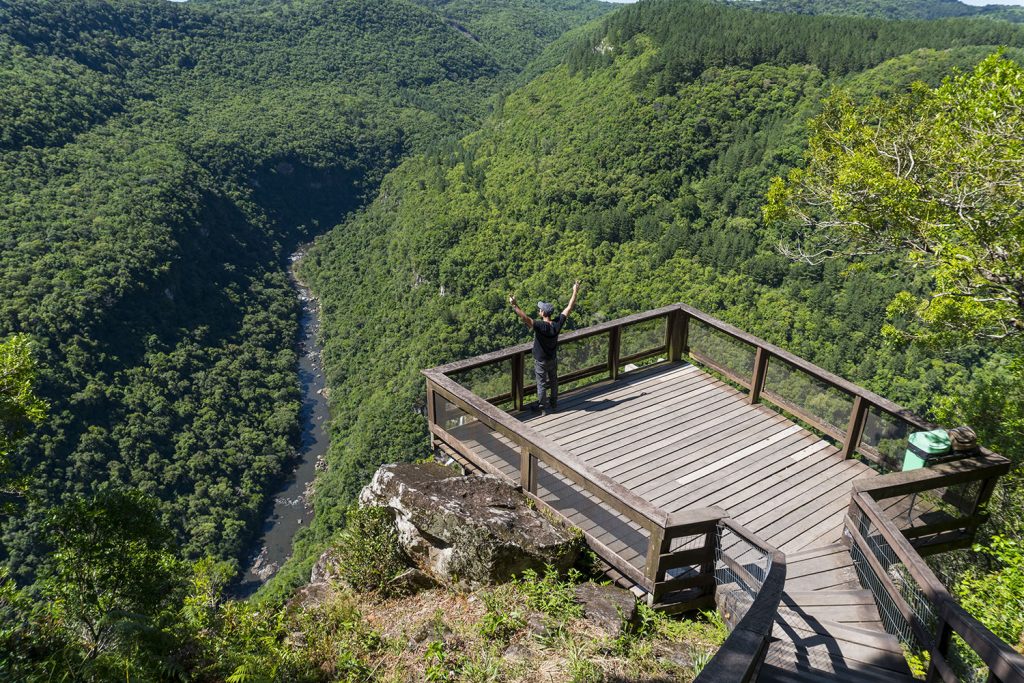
[3,0,1024,678]
[0,0,611,577]
[726,0,1024,22]
[297,0,1024,635]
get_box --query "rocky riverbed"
[236,249,329,594]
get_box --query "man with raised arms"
[509,280,581,414]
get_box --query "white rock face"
[359,462,579,589]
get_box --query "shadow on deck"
[447,362,949,580]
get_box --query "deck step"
[750,541,914,683]
[758,657,918,683]
[782,543,863,592]
[784,543,851,563]
[777,589,884,630]
[774,601,882,631]
[771,619,908,665]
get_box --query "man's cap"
[538,301,555,316]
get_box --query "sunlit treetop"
[766,53,1024,346]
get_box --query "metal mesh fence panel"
[715,523,770,600]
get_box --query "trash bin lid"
[908,429,951,455]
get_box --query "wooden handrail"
[849,492,1024,682]
[435,303,1002,468]
[678,304,931,431]
[425,370,673,532]
[434,306,678,375]
[853,453,1010,500]
[696,520,786,683]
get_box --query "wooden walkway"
[449,362,886,577]
[430,306,1018,681]
[718,543,917,682]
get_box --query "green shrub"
[478,588,526,644]
[513,566,584,623]
[334,505,406,594]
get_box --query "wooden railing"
[673,304,1001,471]
[432,303,1006,473]
[425,364,724,611]
[432,305,680,409]
[851,453,1009,555]
[846,467,1024,682]
[696,520,787,683]
[423,303,1014,676]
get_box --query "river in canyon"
[236,250,329,595]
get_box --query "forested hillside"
[298,0,1024,606]
[0,0,610,579]
[3,0,1024,678]
[726,0,1024,22]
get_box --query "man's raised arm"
[509,295,533,329]
[562,280,581,319]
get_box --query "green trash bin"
[902,429,951,471]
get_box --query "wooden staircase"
[719,543,918,682]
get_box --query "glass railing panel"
[687,318,756,386]
[762,355,854,439]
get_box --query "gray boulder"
[388,568,438,596]
[574,582,639,637]
[359,462,579,589]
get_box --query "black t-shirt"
[532,314,566,360]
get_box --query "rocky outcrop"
[573,582,639,637]
[388,568,437,595]
[359,462,579,589]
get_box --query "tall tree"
[38,490,185,670]
[765,51,1024,649]
[765,53,1024,346]
[0,334,46,493]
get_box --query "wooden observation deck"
[423,305,1022,682]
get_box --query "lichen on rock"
[359,462,580,589]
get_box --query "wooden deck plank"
[638,428,805,505]
[753,471,871,553]
[561,383,739,451]
[698,447,850,512]
[664,438,835,511]
[724,460,865,526]
[588,398,773,471]
[674,424,807,488]
[530,368,712,437]
[523,363,696,424]
[609,409,791,486]
[555,381,735,453]
[571,380,746,454]
[611,409,794,485]
[646,431,821,508]
[589,387,781,465]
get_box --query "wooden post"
[608,326,622,381]
[971,475,1000,518]
[749,347,769,405]
[926,620,953,683]
[967,475,1001,537]
[676,310,691,361]
[426,381,438,454]
[665,311,678,361]
[511,352,525,411]
[519,446,537,494]
[841,395,868,459]
[644,525,667,601]
[675,313,692,360]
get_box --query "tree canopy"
[0,335,46,487]
[766,54,1024,345]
